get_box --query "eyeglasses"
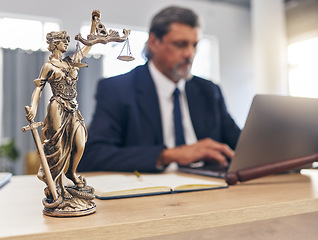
[161,39,198,52]
[171,40,198,50]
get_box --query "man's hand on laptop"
[157,138,234,167]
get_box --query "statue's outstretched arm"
[71,45,92,63]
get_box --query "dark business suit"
[78,62,240,172]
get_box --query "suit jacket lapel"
[186,79,207,140]
[135,64,163,143]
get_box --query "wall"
[0,0,254,127]
[286,0,318,42]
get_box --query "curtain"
[1,48,103,175]
[2,49,45,174]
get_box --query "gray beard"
[172,64,192,80]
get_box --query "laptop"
[179,94,318,178]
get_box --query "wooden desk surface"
[1,170,318,240]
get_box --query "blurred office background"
[0,0,316,174]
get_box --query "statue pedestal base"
[43,200,96,217]
[42,185,96,217]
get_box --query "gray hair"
[143,6,201,60]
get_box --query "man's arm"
[80,142,164,172]
[157,81,240,168]
[157,138,234,167]
[78,78,164,173]
[216,85,241,150]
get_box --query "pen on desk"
[0,172,12,188]
[134,170,143,181]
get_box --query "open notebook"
[85,172,228,200]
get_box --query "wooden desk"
[1,170,318,240]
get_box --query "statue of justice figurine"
[22,10,133,217]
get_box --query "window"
[80,24,220,81]
[0,16,60,140]
[101,30,148,78]
[0,17,60,50]
[288,37,318,98]
[192,36,220,83]
[80,25,148,77]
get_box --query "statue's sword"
[22,106,58,201]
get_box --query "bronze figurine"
[22,10,132,217]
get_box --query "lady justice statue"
[22,10,132,217]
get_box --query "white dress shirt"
[149,61,198,149]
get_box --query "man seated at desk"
[78,6,241,173]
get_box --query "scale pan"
[117,55,135,61]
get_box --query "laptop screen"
[228,94,318,172]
